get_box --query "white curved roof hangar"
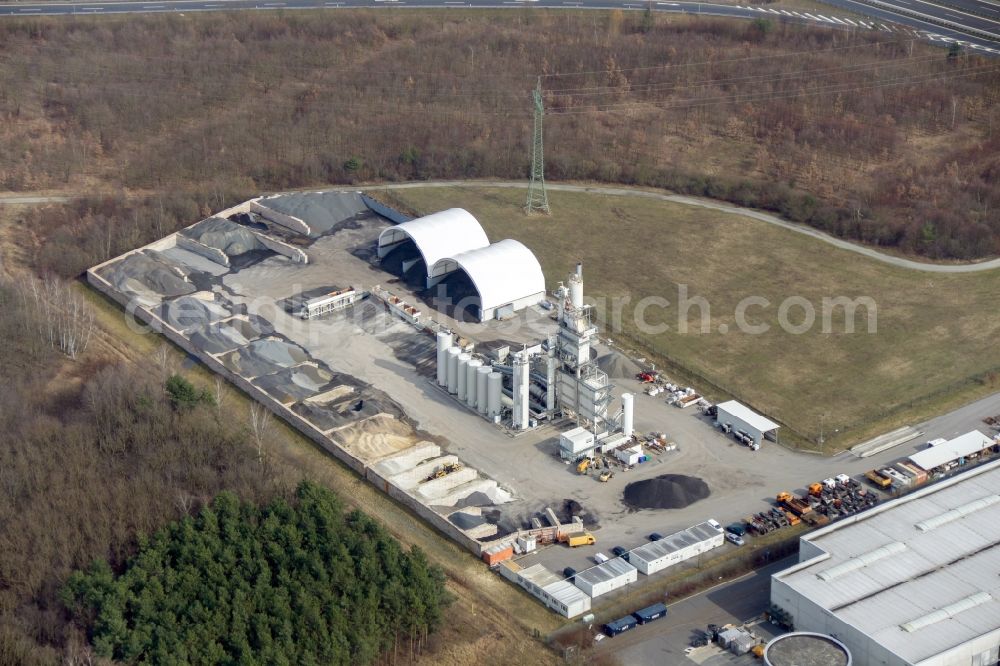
[429,239,546,313]
[377,208,489,269]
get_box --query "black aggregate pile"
[449,491,494,509]
[623,474,710,510]
[258,192,369,236]
[448,512,487,530]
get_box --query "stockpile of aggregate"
[597,352,642,380]
[253,363,335,404]
[181,217,265,257]
[258,192,369,236]
[97,251,195,306]
[448,510,487,530]
[189,321,254,354]
[220,337,309,378]
[623,474,710,510]
[157,295,231,333]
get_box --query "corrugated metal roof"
[716,400,780,433]
[543,580,590,608]
[519,563,563,588]
[575,557,637,586]
[631,521,723,563]
[429,239,545,311]
[376,208,490,267]
[909,430,993,471]
[774,459,1000,664]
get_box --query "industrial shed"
[428,239,545,320]
[574,557,637,598]
[512,563,591,618]
[376,208,489,273]
[716,400,780,446]
[376,209,546,321]
[629,520,725,576]
[909,430,995,473]
[771,459,1000,666]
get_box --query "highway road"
[0,0,997,54]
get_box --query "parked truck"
[776,492,814,517]
[559,531,596,547]
[865,469,892,489]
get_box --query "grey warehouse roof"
[575,557,636,586]
[631,521,723,562]
[716,400,780,432]
[909,429,994,471]
[773,459,1000,664]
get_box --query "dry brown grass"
[384,185,1000,450]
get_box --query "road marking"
[143,3,166,7]
[767,8,780,13]
[829,16,847,23]
[780,9,791,14]
[18,7,43,10]
[656,2,679,5]
[263,1,285,5]
[843,17,857,24]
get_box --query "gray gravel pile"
[259,192,369,236]
[221,337,309,378]
[97,251,195,307]
[181,217,265,257]
[253,364,335,404]
[156,296,231,334]
[597,352,642,379]
[189,321,253,354]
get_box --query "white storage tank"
[466,359,482,407]
[622,392,634,438]
[457,353,471,399]
[436,331,453,386]
[476,365,491,415]
[487,372,503,418]
[446,347,461,394]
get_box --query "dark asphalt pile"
[623,474,710,510]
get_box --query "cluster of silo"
[436,330,502,420]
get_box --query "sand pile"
[623,474,710,510]
[331,414,416,461]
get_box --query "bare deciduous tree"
[248,402,273,468]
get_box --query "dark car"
[563,567,576,581]
[611,546,628,560]
[648,532,663,541]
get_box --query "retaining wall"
[86,267,486,556]
[176,235,231,268]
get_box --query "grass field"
[379,185,1000,450]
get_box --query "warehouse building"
[501,562,592,618]
[715,400,780,447]
[629,520,725,576]
[376,209,545,321]
[909,429,995,474]
[771,458,1000,666]
[574,558,638,598]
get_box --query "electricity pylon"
[525,78,550,215]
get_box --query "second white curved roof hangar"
[376,208,545,321]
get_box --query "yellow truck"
[559,531,596,547]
